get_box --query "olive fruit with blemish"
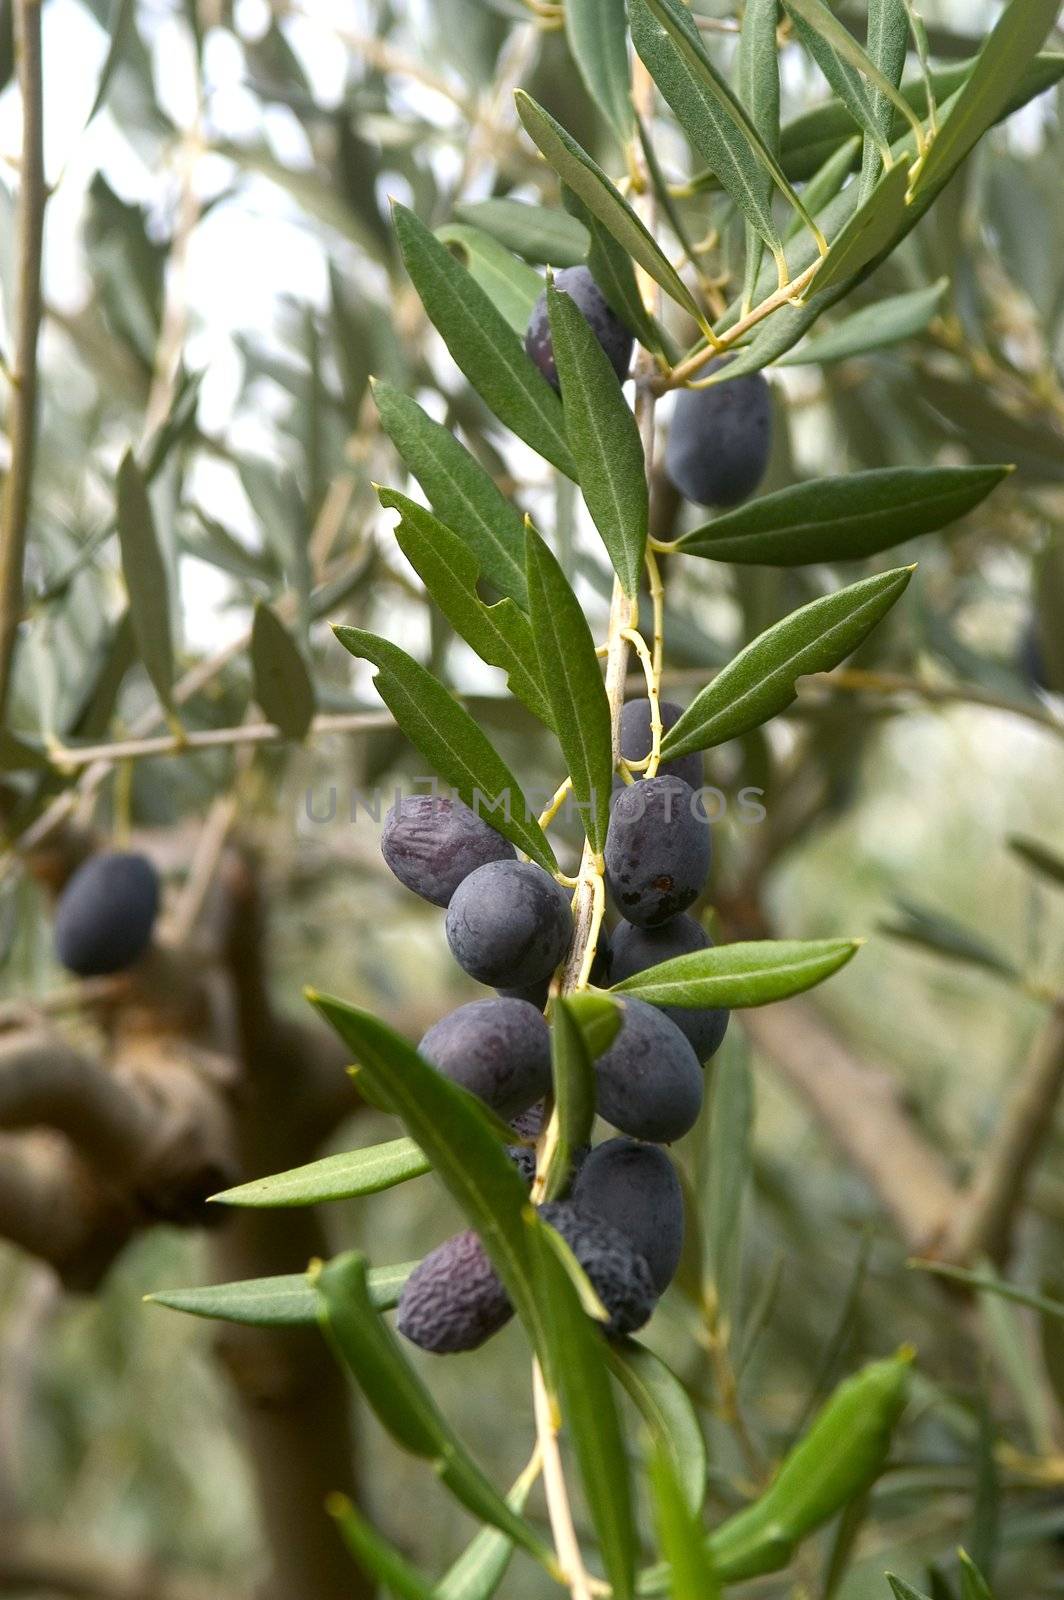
[396,1230,513,1353]
[572,1137,684,1295]
[538,1201,657,1335]
[605,775,710,928]
[593,997,702,1143]
[525,265,633,391]
[611,915,729,1063]
[381,794,515,908]
[418,997,550,1119]
[665,363,772,508]
[54,850,160,977]
[446,859,571,988]
[619,698,703,793]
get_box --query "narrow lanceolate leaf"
[737,0,781,307]
[146,1261,414,1326]
[958,1551,995,1600]
[566,0,634,141]
[775,53,1064,184]
[392,203,575,479]
[860,0,908,195]
[434,1454,541,1600]
[706,1048,752,1330]
[372,382,527,606]
[607,1342,707,1516]
[334,627,557,872]
[115,449,174,710]
[879,899,1020,981]
[805,157,910,299]
[454,198,589,267]
[778,280,948,366]
[211,1136,430,1208]
[566,989,623,1058]
[786,8,888,160]
[515,91,706,327]
[547,280,647,597]
[250,601,315,739]
[529,1213,637,1600]
[911,0,1063,201]
[316,1252,552,1567]
[648,1437,721,1600]
[611,938,860,1008]
[1008,834,1064,890]
[525,527,613,853]
[307,995,546,1353]
[677,466,1009,566]
[543,997,599,1202]
[382,490,552,726]
[562,186,669,360]
[659,566,914,758]
[887,1580,933,1600]
[707,1352,912,1581]
[784,0,922,149]
[629,0,814,261]
[908,1260,1064,1326]
[329,1494,433,1600]
[435,223,544,335]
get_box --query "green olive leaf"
[515,91,707,328]
[436,223,544,335]
[561,185,671,360]
[454,198,589,266]
[911,0,1064,202]
[115,448,174,712]
[565,0,634,141]
[250,600,315,740]
[629,0,816,259]
[316,1251,552,1567]
[804,157,911,299]
[778,280,948,366]
[542,997,599,1203]
[677,466,1009,565]
[525,525,614,854]
[607,1341,707,1516]
[307,995,548,1356]
[372,381,528,607]
[333,625,557,872]
[329,1494,434,1600]
[392,202,575,479]
[1007,834,1064,890]
[659,567,914,758]
[433,1456,540,1600]
[610,938,861,1008]
[527,1211,637,1600]
[737,0,781,308]
[146,1261,414,1326]
[647,1436,721,1600]
[707,1351,913,1580]
[381,489,552,726]
[547,279,647,597]
[210,1137,431,1208]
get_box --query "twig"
[943,999,1064,1266]
[41,710,394,772]
[532,1359,595,1600]
[0,0,47,721]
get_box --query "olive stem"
[532,1359,597,1600]
[661,256,823,391]
[0,0,47,726]
[620,627,663,779]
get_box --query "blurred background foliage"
[1,1,1063,1595]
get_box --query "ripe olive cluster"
[383,270,773,1355]
[382,687,727,1354]
[53,850,161,978]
